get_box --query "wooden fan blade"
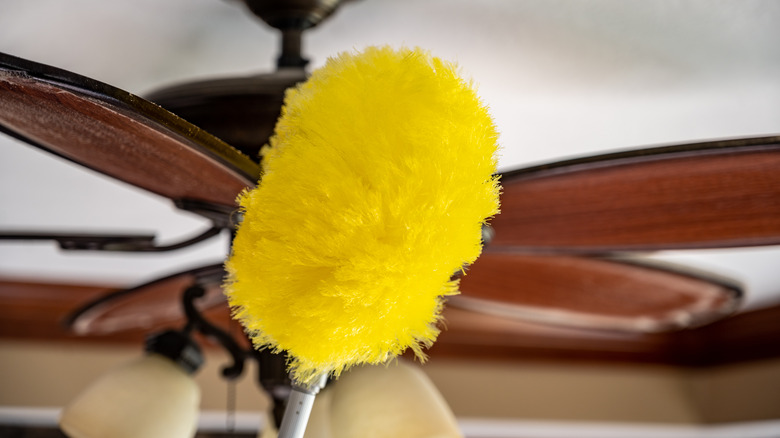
[454,252,741,332]
[491,136,780,252]
[65,264,227,336]
[0,53,259,208]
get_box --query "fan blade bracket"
[0,227,222,252]
[0,232,155,251]
[63,235,154,252]
[174,198,240,229]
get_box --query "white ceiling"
[1,0,779,311]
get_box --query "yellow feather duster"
[225,46,500,384]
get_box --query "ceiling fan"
[1,0,779,350]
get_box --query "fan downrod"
[243,0,344,68]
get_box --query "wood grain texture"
[0,53,259,208]
[455,253,740,332]
[491,137,780,252]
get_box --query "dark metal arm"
[0,226,221,252]
[182,285,247,379]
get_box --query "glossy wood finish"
[0,53,259,208]
[455,253,740,332]
[65,264,227,335]
[1,277,778,367]
[491,136,780,253]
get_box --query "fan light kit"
[59,331,203,438]
[1,0,780,437]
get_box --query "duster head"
[225,46,500,384]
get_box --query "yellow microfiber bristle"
[224,46,500,384]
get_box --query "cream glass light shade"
[302,360,461,438]
[59,353,200,438]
